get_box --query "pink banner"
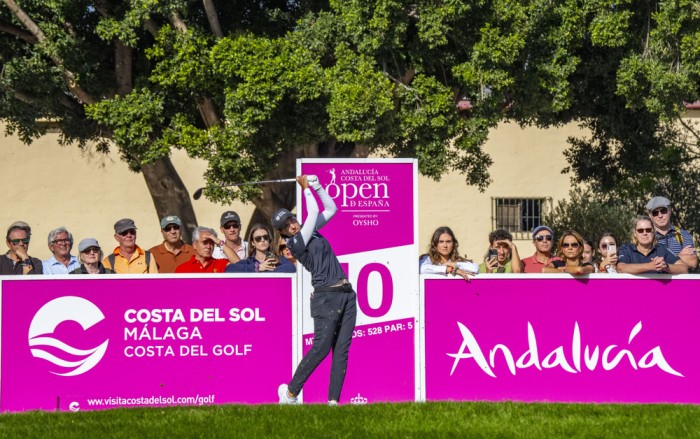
[423,276,700,403]
[298,160,418,404]
[1,276,294,412]
[299,162,415,255]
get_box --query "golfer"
[273,174,357,406]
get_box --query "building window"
[492,197,552,239]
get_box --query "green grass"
[1,402,699,438]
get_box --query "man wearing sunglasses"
[646,196,697,270]
[148,215,195,273]
[521,225,562,273]
[213,211,248,262]
[0,221,43,275]
[103,218,158,274]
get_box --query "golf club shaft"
[193,178,297,200]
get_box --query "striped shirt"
[655,226,695,256]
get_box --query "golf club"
[193,178,297,200]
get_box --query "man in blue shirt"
[646,196,697,270]
[42,227,80,274]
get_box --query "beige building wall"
[0,121,582,262]
[420,121,576,261]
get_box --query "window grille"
[491,197,552,239]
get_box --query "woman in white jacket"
[420,226,478,280]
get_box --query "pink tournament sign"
[423,276,700,403]
[1,276,294,412]
[297,159,418,404]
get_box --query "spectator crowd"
[0,210,296,275]
[420,195,697,277]
[2,195,696,277]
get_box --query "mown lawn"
[1,401,698,438]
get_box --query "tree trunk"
[202,0,224,38]
[141,156,198,243]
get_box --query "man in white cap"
[149,215,195,273]
[646,196,697,270]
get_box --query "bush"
[543,190,636,248]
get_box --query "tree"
[0,0,325,240]
[2,0,699,238]
[543,190,636,247]
[558,0,700,236]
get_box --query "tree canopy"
[1,0,699,234]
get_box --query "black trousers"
[288,287,357,401]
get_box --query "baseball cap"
[646,196,671,211]
[114,218,137,234]
[532,225,554,237]
[272,208,295,230]
[7,221,31,237]
[78,238,101,252]
[220,211,241,226]
[160,215,182,229]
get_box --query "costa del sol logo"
[28,296,109,376]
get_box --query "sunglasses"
[9,238,30,245]
[163,225,180,232]
[253,235,271,243]
[223,222,241,230]
[561,242,580,249]
[118,229,136,236]
[600,243,616,250]
[51,238,71,245]
[278,244,287,251]
[651,207,668,217]
[636,228,654,234]
[534,235,553,242]
[82,247,100,254]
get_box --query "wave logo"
[69,402,80,412]
[28,296,109,376]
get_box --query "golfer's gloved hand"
[307,174,322,191]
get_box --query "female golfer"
[272,174,357,406]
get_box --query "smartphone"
[607,244,617,256]
[488,249,498,259]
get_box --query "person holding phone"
[597,232,619,273]
[272,175,356,406]
[478,229,522,273]
[225,224,295,273]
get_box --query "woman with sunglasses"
[225,224,295,273]
[542,230,595,274]
[617,216,688,274]
[277,236,297,266]
[420,226,478,280]
[70,238,114,274]
[272,174,356,407]
[596,232,619,273]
